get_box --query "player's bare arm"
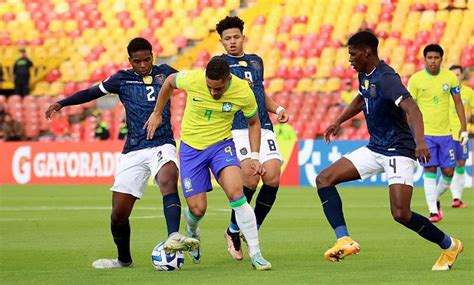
[264,93,288,123]
[246,114,265,176]
[145,74,177,139]
[325,94,363,143]
[45,103,62,120]
[452,93,468,145]
[399,97,430,163]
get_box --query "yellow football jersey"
[408,69,460,136]
[450,84,474,140]
[175,70,258,150]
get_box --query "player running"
[316,31,463,271]
[216,16,289,260]
[45,38,198,269]
[145,57,272,271]
[408,44,467,222]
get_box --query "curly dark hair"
[127,37,152,57]
[206,56,230,80]
[216,16,245,36]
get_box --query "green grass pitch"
[1,185,472,284]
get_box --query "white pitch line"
[0,206,160,211]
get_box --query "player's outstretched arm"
[247,114,265,176]
[45,85,105,120]
[145,74,177,140]
[324,95,363,143]
[399,97,430,163]
[264,93,288,123]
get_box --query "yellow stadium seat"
[267,79,285,93]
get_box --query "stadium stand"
[0,0,473,141]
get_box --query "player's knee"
[391,208,410,225]
[262,173,280,187]
[157,177,178,196]
[188,205,206,218]
[316,170,333,188]
[110,212,129,225]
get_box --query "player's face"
[424,51,442,75]
[129,50,153,77]
[206,75,231,100]
[220,28,244,56]
[348,45,368,73]
[451,68,462,82]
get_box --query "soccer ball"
[151,242,185,271]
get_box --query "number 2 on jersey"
[146,86,155,101]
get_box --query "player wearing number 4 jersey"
[315,31,463,271]
[216,16,289,260]
[44,38,198,269]
[145,57,271,271]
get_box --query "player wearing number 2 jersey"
[44,38,198,269]
[315,31,463,271]
[145,57,272,271]
[216,16,290,260]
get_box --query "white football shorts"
[344,146,417,186]
[110,144,178,198]
[232,128,283,164]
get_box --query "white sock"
[451,169,465,200]
[184,207,201,237]
[233,201,260,257]
[436,175,452,197]
[424,174,438,214]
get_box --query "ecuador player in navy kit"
[315,31,463,271]
[45,38,198,269]
[216,16,289,260]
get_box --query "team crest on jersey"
[442,83,449,92]
[238,61,248,67]
[143,76,153,84]
[183,178,192,191]
[250,60,261,70]
[222,102,233,112]
[155,74,166,85]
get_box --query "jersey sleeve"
[407,75,418,101]
[99,72,122,94]
[449,72,461,96]
[163,64,178,76]
[380,73,411,106]
[241,83,258,119]
[174,70,192,90]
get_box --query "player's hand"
[459,131,469,146]
[244,78,254,88]
[415,139,430,164]
[250,159,265,176]
[324,123,341,144]
[277,108,289,123]
[45,103,62,120]
[144,112,162,140]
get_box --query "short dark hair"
[216,16,245,36]
[347,31,379,54]
[127,37,152,57]
[449,64,463,73]
[423,44,444,58]
[206,56,230,80]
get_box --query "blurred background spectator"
[2,112,24,141]
[13,48,34,96]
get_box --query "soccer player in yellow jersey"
[408,44,467,223]
[446,65,473,207]
[144,57,272,271]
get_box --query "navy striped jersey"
[221,54,273,131]
[358,61,416,159]
[100,64,177,153]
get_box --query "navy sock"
[111,222,132,264]
[406,211,451,249]
[317,186,349,238]
[230,186,255,232]
[163,193,181,236]
[254,184,279,228]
